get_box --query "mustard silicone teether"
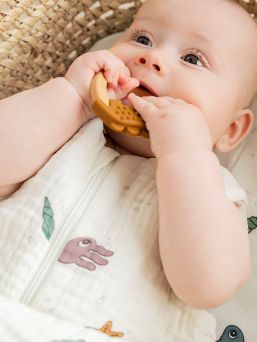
[90,72,150,138]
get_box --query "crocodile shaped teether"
[90,72,150,138]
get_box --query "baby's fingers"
[128,93,158,119]
[104,68,119,86]
[103,58,129,87]
[113,78,140,100]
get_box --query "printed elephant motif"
[58,237,114,271]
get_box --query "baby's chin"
[105,126,155,158]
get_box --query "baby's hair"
[231,1,257,109]
[231,0,257,22]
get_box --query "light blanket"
[0,118,248,342]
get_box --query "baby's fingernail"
[130,93,138,97]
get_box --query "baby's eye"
[130,27,153,47]
[181,49,208,68]
[136,35,151,46]
[183,54,202,66]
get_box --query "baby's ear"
[214,108,254,153]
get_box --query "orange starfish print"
[93,320,124,337]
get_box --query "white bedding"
[0,119,217,341]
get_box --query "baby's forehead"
[137,0,256,28]
[135,0,256,51]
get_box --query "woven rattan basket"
[0,0,256,100]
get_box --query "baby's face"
[108,0,257,158]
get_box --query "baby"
[0,0,257,315]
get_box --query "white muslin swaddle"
[0,117,248,342]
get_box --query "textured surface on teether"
[91,72,149,138]
[92,99,149,138]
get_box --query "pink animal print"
[58,237,114,271]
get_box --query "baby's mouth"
[121,84,156,106]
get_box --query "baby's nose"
[138,57,161,72]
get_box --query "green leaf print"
[42,196,55,240]
[247,216,257,234]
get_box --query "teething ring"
[90,72,149,138]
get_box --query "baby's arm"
[128,93,251,309]
[157,150,251,309]
[0,50,139,199]
[0,78,87,198]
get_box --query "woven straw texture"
[0,0,144,99]
[233,0,257,20]
[0,0,256,100]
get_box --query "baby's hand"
[128,93,212,158]
[65,50,139,120]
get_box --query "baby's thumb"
[111,78,140,100]
[127,93,150,120]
